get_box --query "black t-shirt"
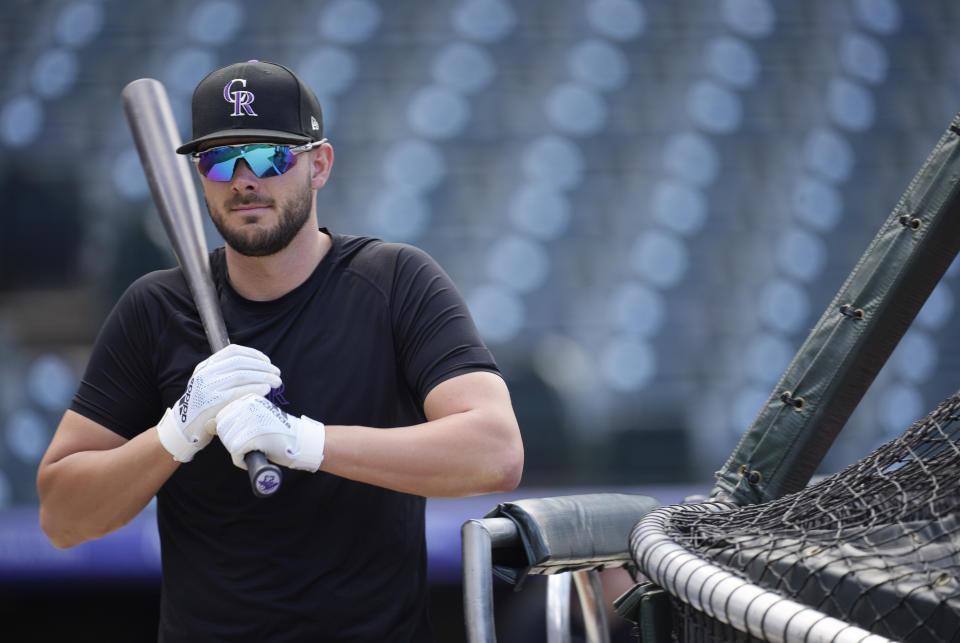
[70,231,499,642]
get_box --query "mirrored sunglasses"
[191,139,327,182]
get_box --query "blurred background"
[3,0,960,640]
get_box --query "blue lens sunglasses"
[192,139,327,182]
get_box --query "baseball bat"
[121,78,282,498]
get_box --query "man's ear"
[311,143,334,190]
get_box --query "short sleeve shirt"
[70,230,500,642]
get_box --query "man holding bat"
[37,60,524,641]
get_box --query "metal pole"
[462,518,518,643]
[546,573,572,643]
[572,570,611,643]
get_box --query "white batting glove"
[215,394,326,472]
[157,344,282,462]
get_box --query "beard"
[207,179,314,257]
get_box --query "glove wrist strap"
[288,416,326,472]
[156,407,199,463]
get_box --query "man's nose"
[229,158,260,188]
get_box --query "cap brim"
[176,129,314,154]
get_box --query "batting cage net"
[631,391,960,642]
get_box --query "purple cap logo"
[224,78,257,117]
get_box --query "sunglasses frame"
[191,138,328,181]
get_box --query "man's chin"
[224,228,295,257]
[231,234,271,255]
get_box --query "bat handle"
[245,451,282,497]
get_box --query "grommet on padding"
[839,304,864,320]
[898,214,921,231]
[780,391,805,411]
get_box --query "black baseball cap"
[176,60,324,155]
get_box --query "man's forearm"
[320,408,523,498]
[38,426,178,548]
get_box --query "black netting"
[662,394,960,642]
[670,598,764,643]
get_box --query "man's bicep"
[422,371,515,421]
[422,371,524,493]
[40,410,128,468]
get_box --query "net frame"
[631,392,960,642]
[631,502,892,643]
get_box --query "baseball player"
[37,60,524,642]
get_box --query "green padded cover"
[713,114,960,505]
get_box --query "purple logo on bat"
[255,470,281,495]
[224,78,257,117]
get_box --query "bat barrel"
[121,78,229,351]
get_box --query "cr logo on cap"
[224,78,257,117]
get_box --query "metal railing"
[462,517,610,643]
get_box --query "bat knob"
[246,451,282,497]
